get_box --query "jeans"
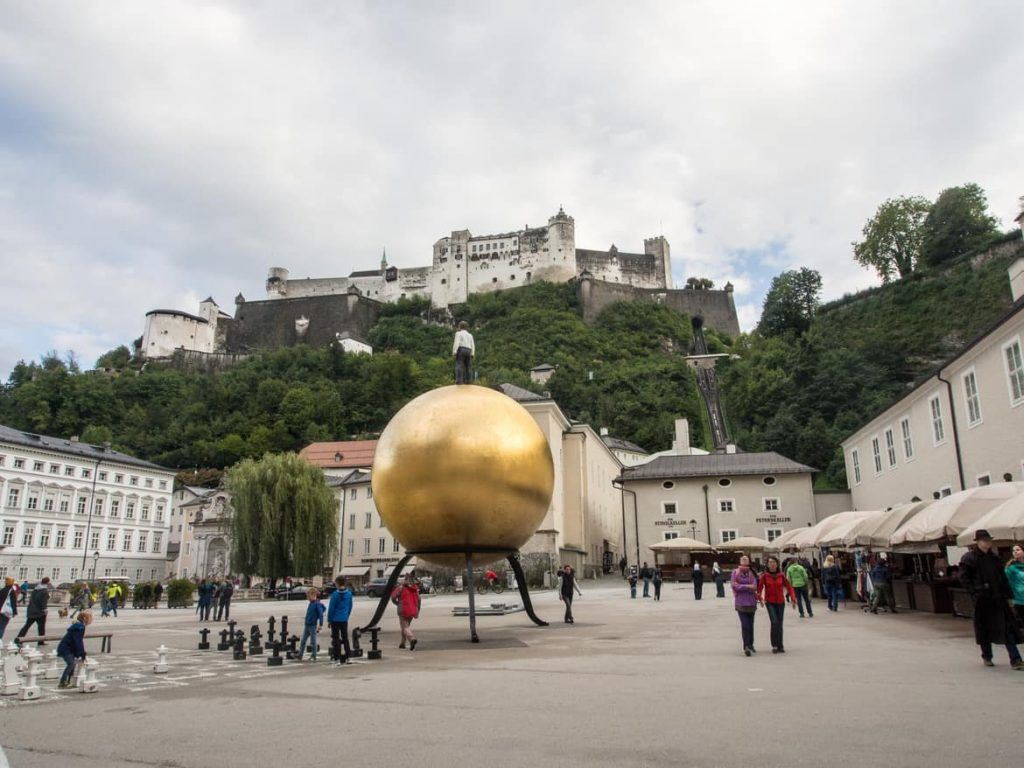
[826,584,841,611]
[653,582,662,601]
[980,627,1022,664]
[642,578,650,597]
[298,624,319,659]
[109,598,118,617]
[330,621,351,660]
[765,602,785,649]
[215,600,231,621]
[454,347,472,384]
[737,609,755,650]
[630,584,636,598]
[16,615,46,644]
[562,594,574,622]
[59,653,78,685]
[693,578,704,600]
[870,584,894,612]
[199,601,212,622]
[794,586,813,616]
[715,578,725,598]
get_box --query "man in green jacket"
[786,560,813,618]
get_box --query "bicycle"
[476,577,505,595]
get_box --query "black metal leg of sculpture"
[465,553,479,643]
[359,553,413,633]
[508,554,548,627]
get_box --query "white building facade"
[842,256,1024,510]
[0,425,175,584]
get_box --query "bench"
[14,632,114,653]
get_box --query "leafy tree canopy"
[853,195,931,281]
[920,183,1000,267]
[758,268,822,337]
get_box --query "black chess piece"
[267,616,276,646]
[233,631,247,661]
[227,619,237,640]
[367,627,382,660]
[285,634,299,660]
[279,615,289,642]
[217,628,231,651]
[198,628,211,650]
[249,625,263,656]
[267,641,283,667]
[349,628,364,658]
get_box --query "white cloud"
[0,0,1021,370]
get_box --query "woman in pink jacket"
[392,575,422,651]
[731,556,759,657]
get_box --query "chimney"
[600,427,609,437]
[1010,256,1024,303]
[672,419,690,454]
[725,443,737,454]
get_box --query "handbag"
[1,597,12,618]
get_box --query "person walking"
[16,577,51,646]
[393,575,421,650]
[758,556,796,653]
[0,575,17,640]
[557,565,582,623]
[56,610,92,689]
[628,572,637,599]
[692,562,705,600]
[959,530,1023,669]
[215,579,234,622]
[619,556,627,579]
[69,582,92,619]
[785,559,813,618]
[453,321,475,385]
[327,576,354,663]
[640,562,652,598]
[1007,544,1024,626]
[297,587,326,661]
[105,582,122,617]
[731,555,759,657]
[652,568,663,601]
[822,555,842,612]
[713,562,725,598]
[19,579,29,605]
[154,581,164,609]
[869,554,897,614]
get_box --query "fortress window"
[510,275,516,280]
[441,279,446,285]
[492,277,498,283]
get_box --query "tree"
[852,196,930,281]
[685,277,714,290]
[758,268,822,337]
[95,345,132,370]
[227,453,338,579]
[920,183,999,267]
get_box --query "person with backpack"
[327,576,353,663]
[105,582,122,617]
[822,554,842,612]
[627,571,638,599]
[758,556,796,653]
[16,577,51,646]
[70,582,92,619]
[296,588,326,661]
[652,568,663,601]
[0,576,17,640]
[731,556,759,657]
[57,610,92,689]
[392,574,421,650]
[215,579,234,621]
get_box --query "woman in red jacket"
[391,575,422,651]
[757,555,796,654]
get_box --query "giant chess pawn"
[18,649,42,700]
[44,649,61,680]
[79,657,99,693]
[153,644,169,674]
[1,646,22,696]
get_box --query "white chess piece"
[1,646,22,695]
[16,643,33,672]
[153,644,169,674]
[80,657,99,693]
[44,649,61,680]
[18,649,42,700]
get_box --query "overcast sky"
[1,1,1022,376]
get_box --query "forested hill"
[718,235,1024,488]
[0,282,712,476]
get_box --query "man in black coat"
[215,579,234,622]
[959,530,1023,670]
[16,576,51,646]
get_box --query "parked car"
[418,577,433,595]
[363,578,392,598]
[274,585,313,601]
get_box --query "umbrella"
[844,500,933,549]
[648,537,717,552]
[719,536,772,551]
[890,482,1024,546]
[784,511,877,550]
[817,511,884,549]
[956,490,1024,545]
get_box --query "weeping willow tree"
[227,452,338,579]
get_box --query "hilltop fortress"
[139,207,739,360]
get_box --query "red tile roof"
[299,440,377,469]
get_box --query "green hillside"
[0,282,707,474]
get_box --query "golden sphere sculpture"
[371,385,554,568]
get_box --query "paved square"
[1,583,1019,767]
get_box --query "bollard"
[198,628,211,650]
[153,645,169,674]
[18,649,42,700]
[249,625,263,656]
[267,641,283,667]
[44,649,61,680]
[217,629,231,651]
[80,657,99,693]
[1,646,21,695]
[349,628,364,658]
[367,627,382,660]
[232,632,247,661]
[267,616,277,647]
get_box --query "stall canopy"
[780,511,877,550]
[766,527,805,551]
[890,482,1024,546]
[719,536,772,552]
[339,566,370,577]
[956,489,1024,545]
[648,537,717,552]
[842,500,933,550]
[817,510,884,549]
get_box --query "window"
[13,458,24,469]
[89,530,100,549]
[155,505,164,522]
[718,499,735,513]
[122,531,133,551]
[93,498,103,516]
[107,531,116,550]
[22,526,35,546]
[26,494,38,510]
[114,474,124,484]
[884,428,897,468]
[348,513,356,530]
[76,497,87,515]
[49,464,60,474]
[72,529,83,549]
[378,537,386,554]
[144,478,153,488]
[2,525,15,546]
[43,497,54,511]
[120,568,127,578]
[871,436,882,474]
[939,486,952,498]
[110,499,120,517]
[130,476,138,486]
[51,567,60,581]
[766,527,784,542]
[0,455,4,466]
[136,568,143,580]
[720,529,738,544]
[929,396,945,444]
[0,566,6,579]
[98,471,108,481]
[718,478,731,488]
[64,466,74,476]
[900,418,914,460]
[977,474,991,486]
[350,489,357,500]
[1005,339,1024,404]
[81,468,91,479]
[347,540,354,556]
[363,539,370,554]
[660,531,680,541]
[763,498,780,512]
[39,526,51,548]
[393,539,400,553]
[141,505,150,521]
[152,533,162,552]
[138,532,148,551]
[17,567,27,580]
[366,487,372,499]
[55,528,66,548]
[70,567,78,580]
[159,480,167,490]
[184,542,190,555]
[33,461,44,472]
[849,449,861,484]
[59,498,68,513]
[662,481,675,490]
[126,502,135,519]
[35,567,44,580]
[963,369,983,426]
[365,512,372,528]
[6,488,19,507]
[662,502,677,515]
[762,476,776,486]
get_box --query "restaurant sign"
[755,515,791,524]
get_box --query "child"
[628,572,638,599]
[57,610,91,688]
[296,588,325,661]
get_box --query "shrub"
[167,578,195,608]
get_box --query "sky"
[1,1,1022,376]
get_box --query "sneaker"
[749,647,757,654]
[409,639,418,651]
[778,648,786,653]
[57,681,70,689]
[1011,660,1024,671]
[744,647,752,657]
[771,648,779,654]
[983,658,995,667]
[399,643,406,650]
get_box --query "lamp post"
[688,519,698,539]
[92,551,99,580]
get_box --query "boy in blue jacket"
[296,588,325,661]
[57,610,92,688]
[326,576,353,664]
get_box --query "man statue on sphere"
[453,321,475,384]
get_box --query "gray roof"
[0,424,172,473]
[348,270,381,278]
[530,363,555,372]
[618,451,816,482]
[333,469,370,487]
[497,383,549,402]
[601,435,648,454]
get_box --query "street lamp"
[92,551,100,579]
[688,519,698,539]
